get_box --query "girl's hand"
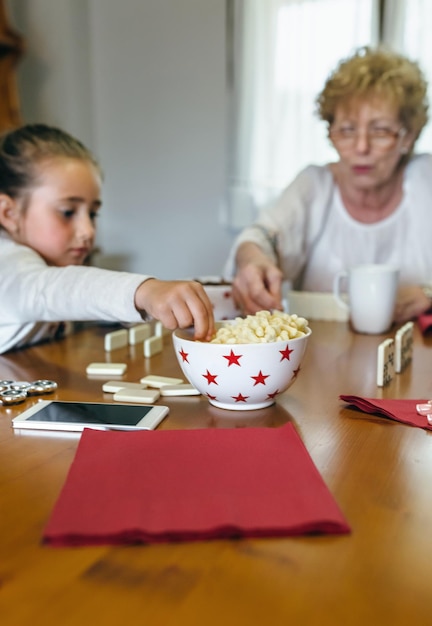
[134,279,215,341]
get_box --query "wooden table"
[1,321,432,626]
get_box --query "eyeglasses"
[329,125,406,150]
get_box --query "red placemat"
[418,313,432,334]
[43,423,350,546]
[340,395,432,431]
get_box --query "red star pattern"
[279,344,294,361]
[178,348,189,363]
[232,393,249,403]
[267,389,279,399]
[202,370,218,385]
[223,349,243,366]
[251,370,269,386]
[174,331,307,408]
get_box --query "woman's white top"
[224,154,432,291]
[0,231,151,353]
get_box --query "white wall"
[8,0,234,279]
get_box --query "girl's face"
[13,157,102,266]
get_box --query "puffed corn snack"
[210,310,309,344]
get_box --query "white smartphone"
[12,400,169,432]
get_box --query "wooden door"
[0,0,23,132]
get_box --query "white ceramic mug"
[333,264,399,334]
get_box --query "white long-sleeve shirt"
[0,231,152,353]
[224,153,432,291]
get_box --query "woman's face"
[330,98,415,191]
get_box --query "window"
[225,0,431,230]
[382,0,432,152]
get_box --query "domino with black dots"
[377,338,395,387]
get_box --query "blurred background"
[4,0,432,279]
[5,0,230,280]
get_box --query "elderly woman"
[225,46,432,323]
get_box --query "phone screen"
[25,402,155,426]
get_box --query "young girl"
[0,124,214,354]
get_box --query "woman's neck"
[330,163,405,223]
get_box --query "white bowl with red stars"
[172,323,312,411]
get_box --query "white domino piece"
[395,321,414,373]
[140,374,184,388]
[143,335,163,358]
[104,329,128,352]
[128,323,152,345]
[376,338,395,387]
[102,381,148,393]
[86,362,127,376]
[154,321,170,337]
[113,388,161,403]
[160,384,201,397]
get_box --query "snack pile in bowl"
[210,310,308,344]
[172,311,311,411]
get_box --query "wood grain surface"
[1,321,432,626]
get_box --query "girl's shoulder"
[0,230,17,252]
[1,230,20,250]
[0,231,45,266]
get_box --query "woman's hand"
[134,279,215,341]
[232,242,283,314]
[394,285,431,323]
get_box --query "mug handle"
[333,270,349,310]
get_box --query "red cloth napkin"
[418,313,432,334]
[43,424,350,547]
[340,395,432,431]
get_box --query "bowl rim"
[172,325,312,345]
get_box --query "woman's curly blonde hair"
[315,46,429,139]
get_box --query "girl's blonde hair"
[0,123,101,199]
